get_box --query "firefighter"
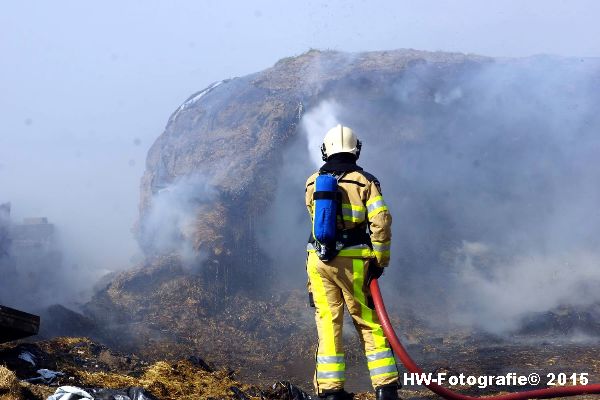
[305,125,400,400]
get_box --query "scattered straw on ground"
[0,366,21,400]
[69,360,254,399]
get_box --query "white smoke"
[141,174,216,267]
[451,242,600,333]
[299,100,343,168]
[434,87,463,105]
[283,56,600,336]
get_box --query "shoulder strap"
[334,172,346,229]
[355,170,382,192]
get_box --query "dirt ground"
[2,334,600,400]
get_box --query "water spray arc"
[370,279,600,399]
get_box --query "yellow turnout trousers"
[307,252,399,394]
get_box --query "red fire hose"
[369,279,600,399]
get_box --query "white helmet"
[320,124,362,161]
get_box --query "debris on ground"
[0,337,320,400]
[25,369,64,385]
[2,333,600,399]
[47,386,94,400]
[269,381,314,400]
[47,385,158,400]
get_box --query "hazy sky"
[1,0,599,274]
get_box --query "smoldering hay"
[125,49,600,335]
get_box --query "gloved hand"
[366,260,384,286]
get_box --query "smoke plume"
[285,56,600,334]
[139,174,216,268]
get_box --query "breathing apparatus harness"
[310,171,371,262]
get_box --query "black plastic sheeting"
[89,387,158,400]
[230,386,252,400]
[268,381,315,400]
[230,381,316,400]
[187,355,215,372]
[78,387,158,400]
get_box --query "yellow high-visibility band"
[316,370,346,380]
[370,371,399,380]
[371,241,391,252]
[339,248,373,257]
[366,349,393,359]
[307,256,336,355]
[370,366,398,377]
[352,259,387,349]
[373,250,391,258]
[317,363,346,372]
[368,357,397,370]
[342,203,366,211]
[366,195,384,206]
[366,196,388,218]
[341,203,366,223]
[316,354,345,364]
[368,205,388,219]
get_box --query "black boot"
[375,383,400,400]
[319,389,353,400]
